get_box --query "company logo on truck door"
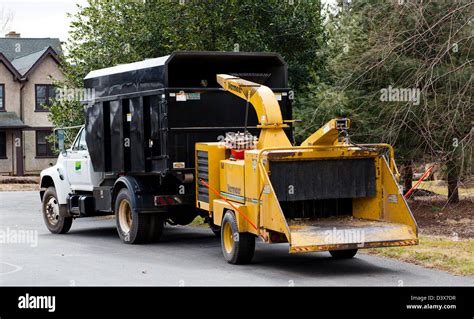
[227,184,241,195]
[74,161,81,172]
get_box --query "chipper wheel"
[221,210,255,264]
[115,188,164,244]
[329,249,358,259]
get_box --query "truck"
[40,51,418,264]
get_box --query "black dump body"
[84,51,292,175]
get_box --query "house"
[0,31,64,176]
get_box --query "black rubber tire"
[221,211,255,264]
[329,249,358,259]
[42,187,72,234]
[115,188,154,244]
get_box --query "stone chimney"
[5,31,21,38]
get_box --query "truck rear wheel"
[221,211,255,264]
[329,249,358,259]
[115,188,161,244]
[42,187,72,234]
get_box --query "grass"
[418,180,474,198]
[365,235,474,276]
[190,216,207,227]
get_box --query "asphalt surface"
[1,191,473,286]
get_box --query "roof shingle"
[0,37,62,61]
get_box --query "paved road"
[0,191,473,286]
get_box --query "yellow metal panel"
[300,119,341,146]
[219,160,245,204]
[243,151,260,200]
[288,216,416,252]
[258,160,290,237]
[212,199,257,235]
[380,157,418,235]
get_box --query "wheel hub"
[45,197,59,225]
[223,222,234,254]
[118,200,133,233]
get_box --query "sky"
[1,0,88,41]
[1,0,337,42]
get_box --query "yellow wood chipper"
[196,74,418,264]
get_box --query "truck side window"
[78,130,87,150]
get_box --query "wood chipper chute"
[195,74,418,264]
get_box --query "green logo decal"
[75,161,81,171]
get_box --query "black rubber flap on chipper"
[269,158,376,201]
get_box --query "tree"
[298,0,473,203]
[50,0,326,135]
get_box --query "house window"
[36,130,55,157]
[0,131,6,158]
[35,84,56,111]
[0,84,4,111]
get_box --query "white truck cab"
[39,126,102,233]
[39,124,185,244]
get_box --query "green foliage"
[298,1,472,168]
[49,0,471,202]
[50,0,326,131]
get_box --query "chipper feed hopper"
[196,74,418,264]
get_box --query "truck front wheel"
[221,211,255,264]
[42,187,72,234]
[115,188,161,244]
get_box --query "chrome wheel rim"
[45,196,59,225]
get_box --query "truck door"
[66,128,102,191]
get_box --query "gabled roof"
[0,37,62,81]
[11,46,60,77]
[0,37,62,61]
[0,52,21,79]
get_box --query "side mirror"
[56,129,66,156]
